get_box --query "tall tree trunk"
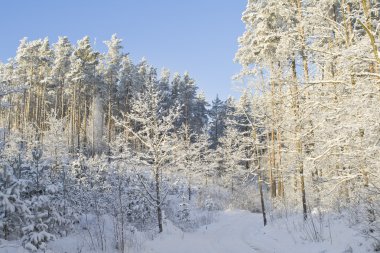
[258,149,267,226]
[277,130,284,197]
[55,84,60,117]
[155,166,163,233]
[71,86,76,152]
[77,99,81,152]
[60,80,65,119]
[269,63,277,198]
[107,81,112,155]
[291,57,308,220]
[92,96,95,157]
[41,81,46,131]
[188,176,192,201]
[83,97,88,149]
[118,176,125,252]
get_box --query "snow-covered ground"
[0,209,373,253]
[144,210,371,253]
[144,210,260,253]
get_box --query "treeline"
[235,0,380,242]
[0,35,211,154]
[0,34,258,251]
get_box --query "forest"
[0,0,380,252]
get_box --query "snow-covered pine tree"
[192,92,209,136]
[158,68,172,118]
[116,55,136,114]
[51,36,72,119]
[0,160,30,240]
[21,144,56,251]
[208,95,227,149]
[103,34,123,152]
[67,36,99,153]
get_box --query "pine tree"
[0,161,30,240]
[208,95,226,149]
[67,36,99,152]
[52,36,72,119]
[103,34,123,152]
[192,92,209,135]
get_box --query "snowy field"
[0,209,373,253]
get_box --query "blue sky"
[0,0,246,101]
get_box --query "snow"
[143,210,371,253]
[0,209,373,253]
[144,210,257,253]
[0,240,28,253]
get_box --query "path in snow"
[144,210,268,253]
[143,209,369,253]
[0,209,369,253]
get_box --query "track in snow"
[144,210,268,253]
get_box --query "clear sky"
[0,0,247,101]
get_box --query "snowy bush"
[174,195,193,231]
[0,163,30,240]
[22,222,55,251]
